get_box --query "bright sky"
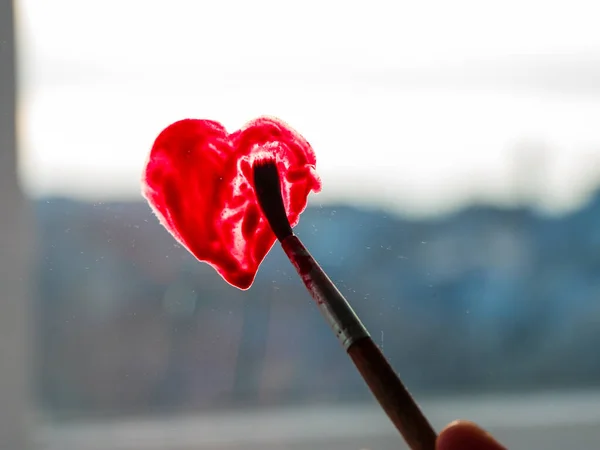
[15,0,600,216]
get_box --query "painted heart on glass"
[142,116,322,290]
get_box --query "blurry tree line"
[33,191,600,419]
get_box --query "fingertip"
[436,420,506,450]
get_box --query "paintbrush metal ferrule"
[280,235,369,349]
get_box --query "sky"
[14,0,600,217]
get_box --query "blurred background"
[2,0,600,448]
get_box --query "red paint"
[281,236,315,277]
[281,236,323,303]
[142,117,321,290]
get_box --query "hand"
[437,420,506,450]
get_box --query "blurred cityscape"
[8,1,600,447]
[34,190,600,420]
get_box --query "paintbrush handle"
[281,235,369,349]
[280,235,437,450]
[348,337,437,450]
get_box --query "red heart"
[142,116,322,290]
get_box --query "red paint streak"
[281,236,314,276]
[142,117,321,290]
[281,235,325,303]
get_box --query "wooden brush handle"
[348,337,437,450]
[281,235,437,449]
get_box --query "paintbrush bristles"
[252,159,293,242]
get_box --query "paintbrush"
[252,159,437,450]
